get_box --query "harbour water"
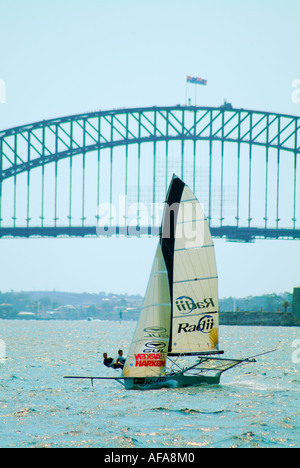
[0,320,299,448]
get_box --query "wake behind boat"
[65,175,271,390]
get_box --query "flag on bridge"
[187,76,207,85]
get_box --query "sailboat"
[120,174,257,390]
[65,175,268,390]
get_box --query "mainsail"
[161,176,219,355]
[123,175,220,378]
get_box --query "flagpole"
[186,75,207,106]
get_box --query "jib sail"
[122,244,171,378]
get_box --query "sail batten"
[142,303,171,310]
[173,276,218,284]
[175,244,214,252]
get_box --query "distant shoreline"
[0,312,297,327]
[0,290,298,326]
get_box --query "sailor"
[103,352,124,370]
[116,349,126,368]
[103,353,115,368]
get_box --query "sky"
[0,0,299,298]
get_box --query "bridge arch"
[0,105,299,240]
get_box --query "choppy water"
[0,320,299,448]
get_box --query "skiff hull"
[124,372,221,390]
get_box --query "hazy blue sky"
[0,0,299,297]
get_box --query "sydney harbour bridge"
[0,105,299,241]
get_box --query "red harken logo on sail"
[135,353,166,367]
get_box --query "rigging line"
[243,348,277,361]
[166,357,184,372]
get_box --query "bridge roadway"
[0,225,299,241]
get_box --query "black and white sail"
[161,175,219,356]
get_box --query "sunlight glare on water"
[0,320,299,448]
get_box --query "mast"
[160,175,185,352]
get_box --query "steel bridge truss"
[0,105,299,241]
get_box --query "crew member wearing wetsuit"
[103,352,124,369]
